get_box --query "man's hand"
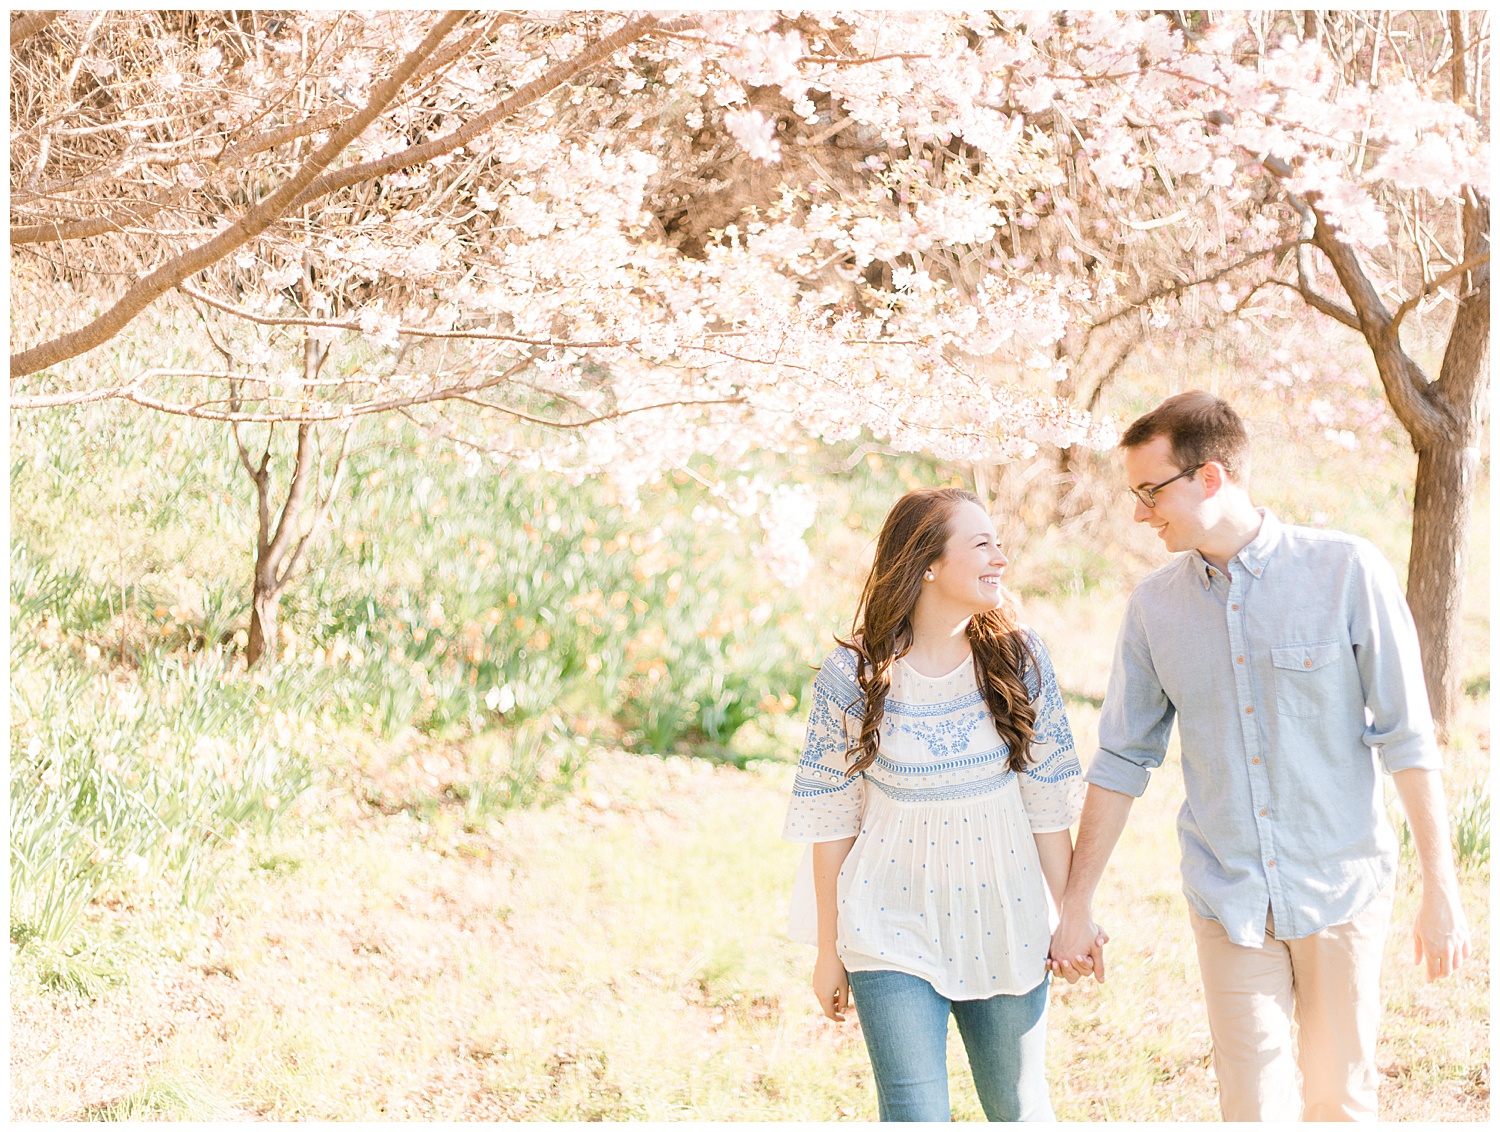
[813,947,852,1020]
[1048,910,1109,984]
[1413,884,1471,981]
[1391,769,1472,982]
[1048,785,1133,984]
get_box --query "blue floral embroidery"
[788,637,1080,806]
[889,707,988,759]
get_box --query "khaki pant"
[1189,894,1392,1122]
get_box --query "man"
[1049,391,1470,1121]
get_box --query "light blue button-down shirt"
[1086,510,1441,946]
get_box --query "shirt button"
[1237,656,1244,663]
[1231,603,1239,611]
[1260,809,1268,816]
[1245,706,1254,714]
[1252,758,1260,765]
[1304,659,1312,667]
[1268,859,1276,867]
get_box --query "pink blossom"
[723,108,781,164]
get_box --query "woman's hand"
[1048,915,1109,984]
[813,947,852,1021]
[810,837,856,1019]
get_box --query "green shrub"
[9,401,948,960]
[1451,786,1490,871]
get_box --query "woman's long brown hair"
[836,487,1037,775]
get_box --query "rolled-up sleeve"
[1349,546,1442,774]
[1087,597,1176,797]
[1016,631,1084,832]
[782,651,865,842]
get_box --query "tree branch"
[10,11,469,380]
[9,378,148,409]
[279,425,352,587]
[253,424,275,562]
[280,15,665,215]
[1089,239,1297,334]
[440,393,749,431]
[1429,187,1490,424]
[9,369,340,409]
[1082,331,1142,414]
[230,422,257,483]
[1450,11,1471,112]
[10,10,62,49]
[27,10,106,190]
[111,354,540,422]
[10,14,517,246]
[1303,197,1452,444]
[1391,251,1491,331]
[177,283,631,348]
[1282,191,1363,330]
[264,423,317,587]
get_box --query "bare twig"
[1090,239,1298,334]
[1391,251,1492,330]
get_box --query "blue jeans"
[848,969,1053,1122]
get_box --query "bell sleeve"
[1015,630,1085,833]
[781,647,865,843]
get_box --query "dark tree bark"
[1404,193,1489,730]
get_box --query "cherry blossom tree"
[10,11,1488,716]
[956,10,1488,732]
[10,10,1105,663]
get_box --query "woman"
[783,487,1086,1122]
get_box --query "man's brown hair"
[1120,390,1251,483]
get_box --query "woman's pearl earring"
[924,570,935,582]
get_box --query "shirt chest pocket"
[1269,640,1346,719]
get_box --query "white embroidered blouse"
[782,630,1084,999]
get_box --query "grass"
[10,403,910,967]
[86,1073,233,1121]
[10,740,1487,1120]
[11,583,1488,1120]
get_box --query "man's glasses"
[1128,463,1204,508]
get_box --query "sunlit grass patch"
[85,1072,232,1121]
[13,732,1485,1121]
[8,648,315,949]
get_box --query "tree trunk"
[230,332,351,668]
[1406,439,1482,731]
[1404,193,1489,737]
[245,577,281,669]
[1300,185,1488,739]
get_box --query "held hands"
[813,947,852,1021]
[1047,909,1109,984]
[1413,884,1471,982]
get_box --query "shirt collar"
[1192,508,1280,583]
[1232,508,1280,577]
